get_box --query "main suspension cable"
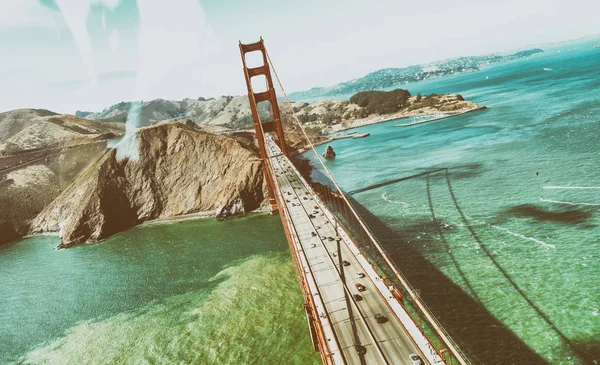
[264,48,470,365]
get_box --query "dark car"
[327,236,335,241]
[374,313,388,323]
[343,260,351,267]
[355,344,367,355]
[355,283,366,292]
[353,294,363,301]
[409,353,424,365]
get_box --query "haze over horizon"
[1,0,599,114]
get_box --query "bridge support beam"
[239,38,287,213]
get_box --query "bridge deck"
[265,137,438,365]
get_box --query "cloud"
[133,0,214,100]
[0,0,64,29]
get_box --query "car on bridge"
[356,283,366,292]
[374,313,388,323]
[357,272,365,278]
[353,294,363,301]
[355,344,367,355]
[343,260,351,267]
[409,353,424,365]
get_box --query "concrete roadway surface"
[265,137,429,365]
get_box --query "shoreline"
[15,207,273,248]
[394,106,486,127]
[291,106,486,155]
[328,106,486,134]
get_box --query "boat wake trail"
[490,225,556,249]
[540,197,600,206]
[381,192,410,207]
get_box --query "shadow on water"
[442,170,596,365]
[500,204,596,226]
[348,198,549,365]
[425,174,482,304]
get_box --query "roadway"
[265,136,430,365]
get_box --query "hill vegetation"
[349,89,412,114]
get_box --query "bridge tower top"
[239,37,287,156]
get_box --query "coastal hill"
[0,110,268,247]
[288,48,544,100]
[30,122,267,248]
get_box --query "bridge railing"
[308,175,472,365]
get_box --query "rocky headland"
[29,122,267,248]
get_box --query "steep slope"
[0,142,109,244]
[0,110,126,245]
[30,122,267,248]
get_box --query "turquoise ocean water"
[308,39,599,364]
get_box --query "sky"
[0,0,599,114]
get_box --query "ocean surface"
[307,39,599,364]
[0,215,320,365]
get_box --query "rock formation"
[322,145,336,159]
[30,122,267,248]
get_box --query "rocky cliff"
[30,122,267,248]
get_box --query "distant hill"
[0,109,124,153]
[288,48,544,100]
[76,96,273,131]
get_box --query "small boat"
[352,133,370,139]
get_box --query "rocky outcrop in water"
[322,145,336,159]
[30,122,267,248]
